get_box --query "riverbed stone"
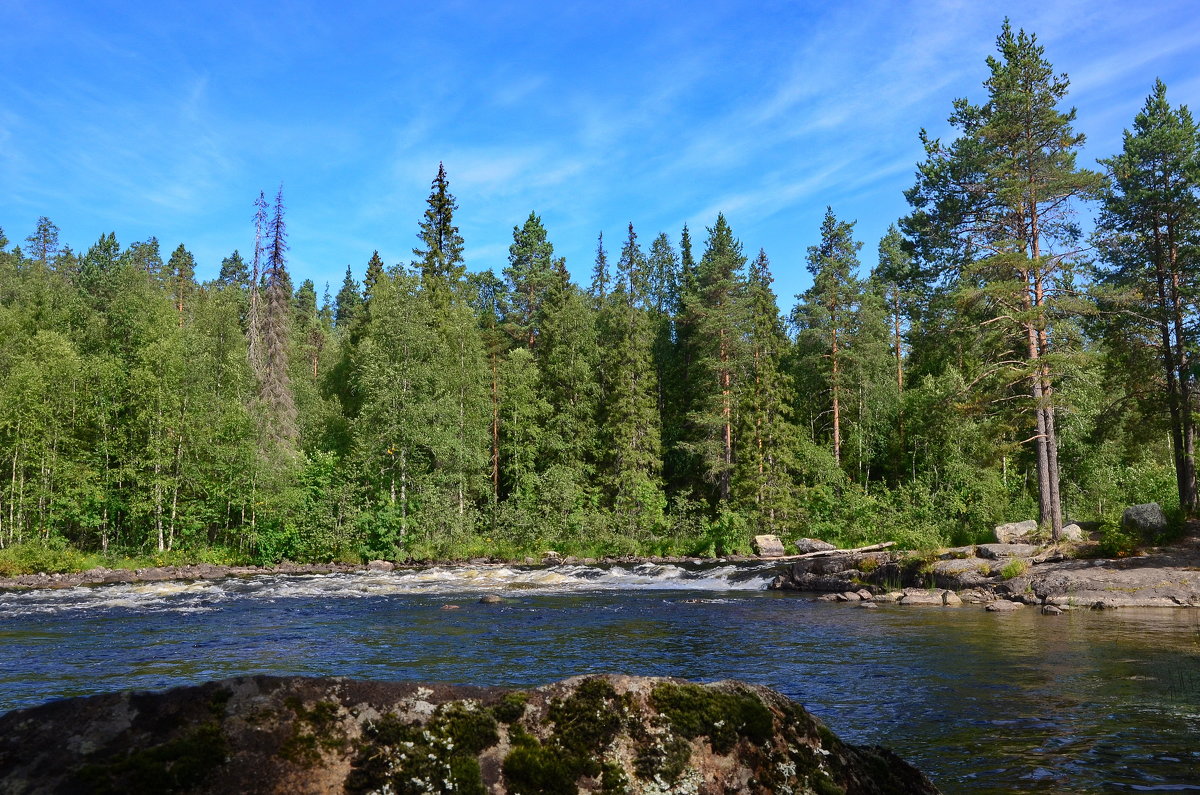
[1041,605,1062,615]
[478,594,504,604]
[986,600,1022,612]
[977,543,1041,560]
[995,519,1038,543]
[900,588,945,606]
[1122,503,1168,536]
[859,601,879,609]
[942,590,963,606]
[366,560,394,572]
[794,537,836,554]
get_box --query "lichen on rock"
[0,675,940,794]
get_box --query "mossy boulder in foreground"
[0,675,939,794]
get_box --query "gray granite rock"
[995,519,1038,543]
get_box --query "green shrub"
[999,559,1028,579]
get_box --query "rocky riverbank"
[769,535,1200,609]
[0,674,939,794]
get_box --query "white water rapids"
[0,562,782,617]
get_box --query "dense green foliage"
[0,24,1192,566]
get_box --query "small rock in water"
[942,590,963,606]
[1041,605,1062,616]
[899,589,944,606]
[366,560,395,572]
[856,589,874,600]
[840,591,862,601]
[858,601,879,609]
[479,595,504,604]
[986,600,1022,612]
[440,604,461,611]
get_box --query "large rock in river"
[0,675,939,794]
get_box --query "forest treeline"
[1,23,1197,565]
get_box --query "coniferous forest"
[1,24,1198,568]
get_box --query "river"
[1,562,1197,792]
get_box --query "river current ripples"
[1,561,1198,793]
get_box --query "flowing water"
[1,562,1198,792]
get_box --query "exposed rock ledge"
[770,537,1200,609]
[0,675,938,794]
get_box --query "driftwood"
[766,541,896,562]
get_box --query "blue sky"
[2,0,1199,305]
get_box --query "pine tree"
[168,244,196,325]
[904,20,1102,539]
[25,217,59,269]
[466,269,511,512]
[796,208,862,467]
[218,250,250,287]
[873,226,920,395]
[1096,80,1200,514]
[125,238,165,281]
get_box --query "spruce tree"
[260,186,299,450]
[597,223,663,531]
[683,214,747,504]
[248,191,269,380]
[504,212,557,348]
[589,231,610,303]
[413,162,466,301]
[737,249,798,528]
[363,251,385,304]
[335,265,363,330]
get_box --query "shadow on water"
[1,564,1198,793]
